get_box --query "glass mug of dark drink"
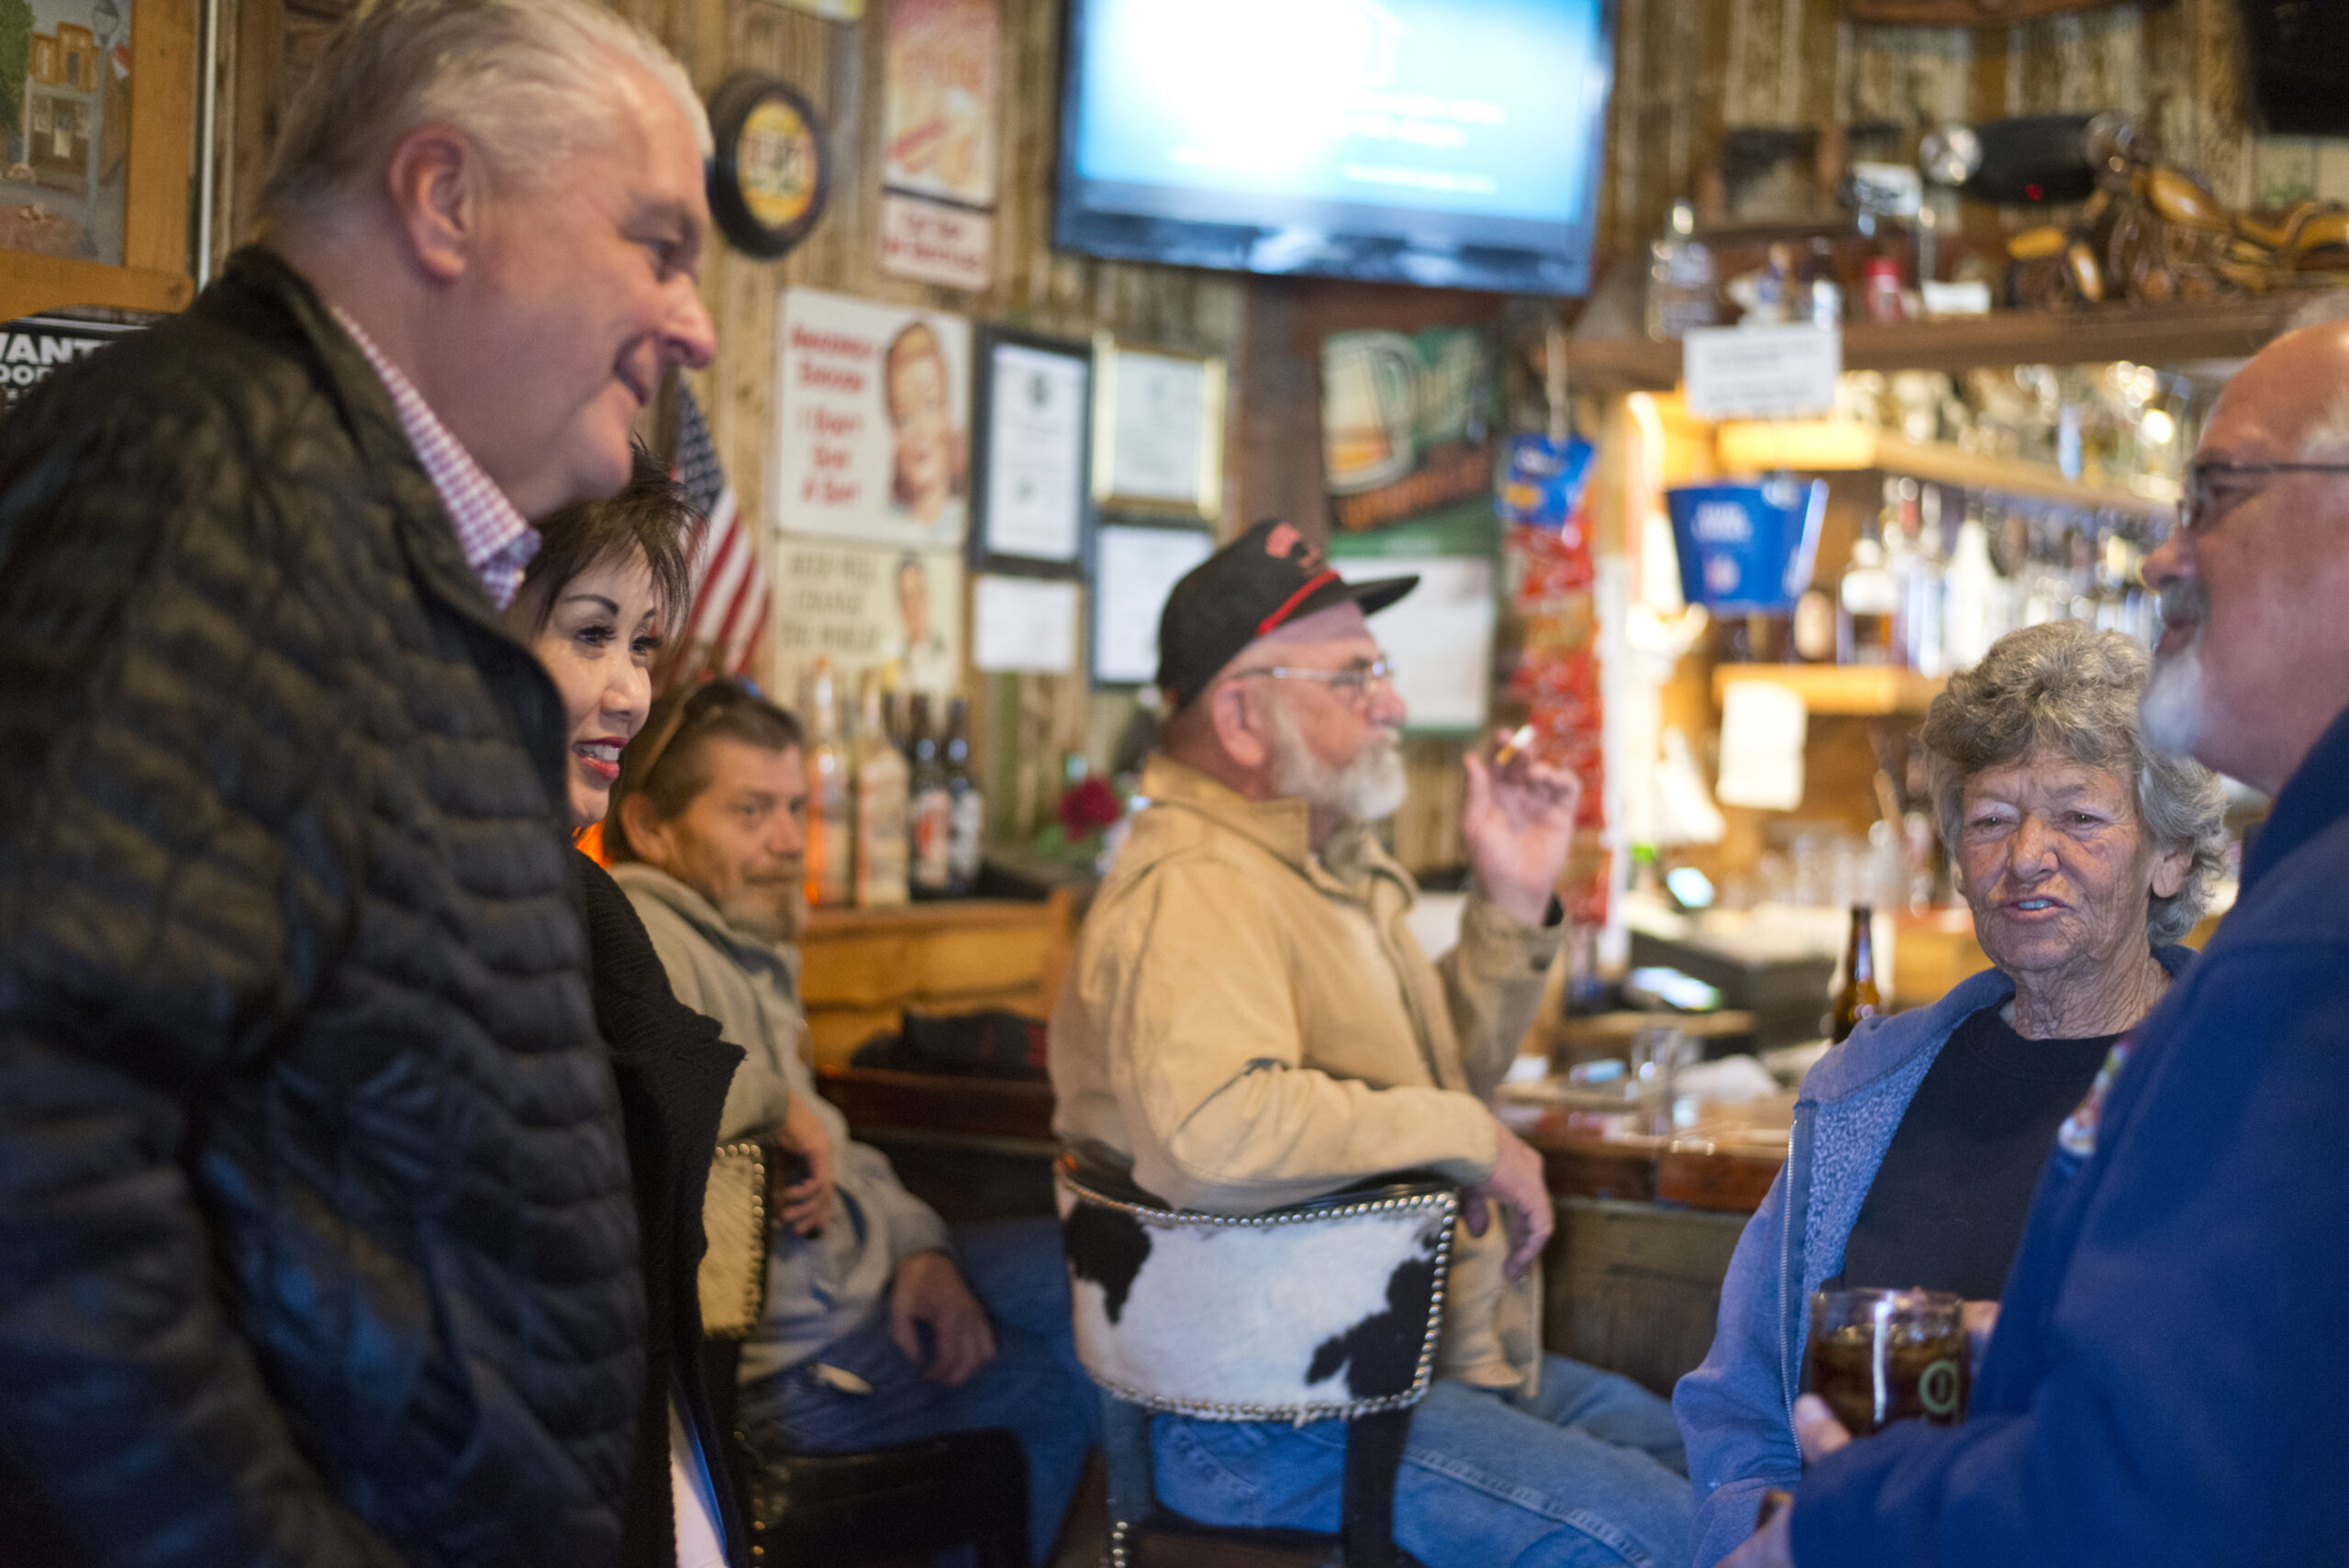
[1802,1287,1969,1438]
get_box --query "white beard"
[1265,697,1408,824]
[2141,635,2209,759]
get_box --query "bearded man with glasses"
[1050,520,1694,1568]
[1720,323,2349,1568]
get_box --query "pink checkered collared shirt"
[331,306,539,611]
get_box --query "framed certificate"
[1092,334,1224,521]
[968,327,1092,577]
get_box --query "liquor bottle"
[1889,479,1945,677]
[1828,905,1882,1043]
[1838,484,1901,666]
[1942,500,2003,671]
[1791,585,1839,662]
[906,694,953,900]
[1646,200,1718,340]
[851,670,908,907]
[801,661,854,908]
[943,697,984,895]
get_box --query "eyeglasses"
[629,676,763,789]
[1227,657,1397,706]
[2178,461,2349,537]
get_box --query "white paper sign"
[879,193,994,291]
[1683,325,1842,422]
[775,287,972,549]
[1715,679,1809,811]
[972,574,1080,673]
[1104,350,1212,508]
[983,344,1090,562]
[1348,555,1495,732]
[1093,525,1213,684]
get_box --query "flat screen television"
[1054,0,1614,295]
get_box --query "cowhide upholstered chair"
[1056,1154,1459,1568]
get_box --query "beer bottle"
[1829,904,1881,1042]
[906,694,954,900]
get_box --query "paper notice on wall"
[1715,679,1808,810]
[1683,325,1841,421]
[879,192,994,291]
[972,573,1079,673]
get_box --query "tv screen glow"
[1055,0,1614,295]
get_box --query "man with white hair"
[0,4,718,1565]
[1050,520,1694,1567]
[1720,324,2349,1567]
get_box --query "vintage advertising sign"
[881,0,997,206]
[877,0,999,289]
[1320,327,1494,532]
[774,286,972,550]
[769,539,963,705]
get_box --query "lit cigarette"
[1493,724,1537,766]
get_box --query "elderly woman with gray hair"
[1671,619,2227,1566]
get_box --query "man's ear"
[1209,681,1269,772]
[384,123,484,285]
[618,792,674,870]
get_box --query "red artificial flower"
[1057,775,1123,837]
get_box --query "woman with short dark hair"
[1675,620,2227,1566]
[507,447,751,1568]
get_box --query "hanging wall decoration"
[707,73,830,259]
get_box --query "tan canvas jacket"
[1050,753,1563,1390]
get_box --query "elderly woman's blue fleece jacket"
[1673,945,2195,1566]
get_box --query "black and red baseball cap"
[1156,520,1418,708]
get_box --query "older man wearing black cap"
[1050,521,1693,1567]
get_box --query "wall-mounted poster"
[770,539,964,705]
[878,0,998,290]
[775,286,972,550]
[881,0,997,206]
[3,0,135,266]
[1320,327,1493,533]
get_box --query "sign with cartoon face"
[774,286,972,550]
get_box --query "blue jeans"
[738,1218,1099,1565]
[1154,1354,1693,1568]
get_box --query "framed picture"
[1090,517,1214,688]
[1091,333,1224,521]
[0,2,196,323]
[968,326,1092,578]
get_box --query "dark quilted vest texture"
[0,249,643,1568]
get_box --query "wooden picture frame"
[968,325,1094,579]
[1090,333,1225,522]
[0,4,196,324]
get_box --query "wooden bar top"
[1518,1093,1795,1214]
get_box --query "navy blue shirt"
[1793,704,2349,1567]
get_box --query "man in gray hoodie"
[605,680,1096,1563]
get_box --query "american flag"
[669,383,768,687]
